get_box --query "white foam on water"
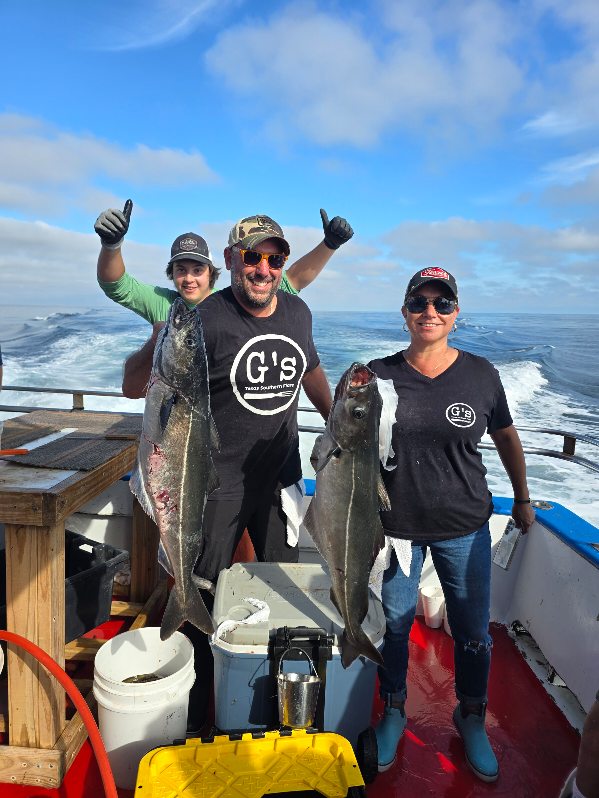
[482,360,599,527]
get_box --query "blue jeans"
[379,523,492,705]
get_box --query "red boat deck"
[1,619,580,798]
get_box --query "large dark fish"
[130,298,219,640]
[304,363,390,668]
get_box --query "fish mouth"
[335,363,375,402]
[348,364,375,387]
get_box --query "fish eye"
[185,336,195,347]
[352,407,366,419]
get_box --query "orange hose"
[0,629,118,798]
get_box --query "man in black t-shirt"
[122,213,332,732]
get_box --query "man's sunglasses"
[239,249,288,270]
[405,295,457,315]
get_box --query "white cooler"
[210,561,385,747]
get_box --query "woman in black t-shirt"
[368,268,534,782]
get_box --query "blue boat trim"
[493,496,598,568]
[304,478,315,496]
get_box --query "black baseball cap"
[169,233,213,266]
[405,267,458,301]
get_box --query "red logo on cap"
[421,267,449,279]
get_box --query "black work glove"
[320,208,354,250]
[94,199,133,250]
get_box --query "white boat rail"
[1,385,598,473]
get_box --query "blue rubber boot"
[453,701,498,782]
[375,698,407,772]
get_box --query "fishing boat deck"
[0,616,580,798]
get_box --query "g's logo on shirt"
[446,403,476,428]
[230,334,307,416]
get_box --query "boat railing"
[1,386,598,473]
[297,408,599,475]
[0,384,126,414]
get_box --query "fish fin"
[129,465,156,522]
[377,474,391,512]
[372,522,386,563]
[159,393,176,432]
[210,414,220,451]
[160,580,215,641]
[309,434,323,471]
[207,461,219,495]
[303,500,314,532]
[311,432,341,475]
[341,629,385,670]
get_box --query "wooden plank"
[130,580,168,631]
[110,600,144,617]
[0,744,63,789]
[130,498,160,603]
[5,522,65,749]
[54,686,97,779]
[65,638,105,662]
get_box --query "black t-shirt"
[198,287,319,499]
[368,350,513,540]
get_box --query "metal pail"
[277,647,321,728]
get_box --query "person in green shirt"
[94,200,353,324]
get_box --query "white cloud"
[0,217,167,308]
[522,110,590,137]
[540,150,599,184]
[383,216,599,306]
[0,114,218,218]
[2,212,598,314]
[80,0,237,51]
[205,1,525,149]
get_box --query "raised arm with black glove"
[285,208,354,291]
[320,208,354,250]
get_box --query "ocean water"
[1,305,598,528]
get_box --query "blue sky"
[0,0,598,313]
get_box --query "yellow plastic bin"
[135,728,366,797]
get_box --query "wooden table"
[0,409,161,787]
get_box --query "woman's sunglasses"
[239,249,288,270]
[405,295,457,315]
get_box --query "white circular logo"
[446,403,476,428]
[230,334,307,416]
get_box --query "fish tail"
[186,582,215,636]
[160,588,186,641]
[341,628,385,669]
[160,581,215,641]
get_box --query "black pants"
[186,488,299,732]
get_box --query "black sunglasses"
[405,295,457,315]
[239,248,288,270]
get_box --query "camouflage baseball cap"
[228,215,290,255]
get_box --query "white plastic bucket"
[93,627,195,790]
[420,585,445,629]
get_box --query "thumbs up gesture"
[94,199,133,250]
[320,208,354,250]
